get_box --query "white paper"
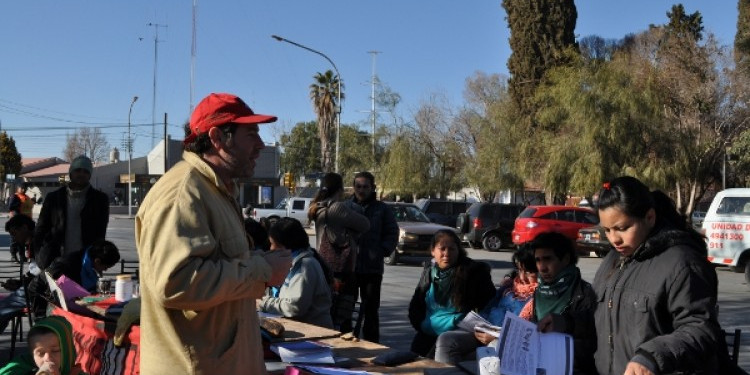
[458,311,495,332]
[496,312,573,375]
[295,365,370,375]
[474,322,502,338]
[270,341,335,364]
[477,346,501,375]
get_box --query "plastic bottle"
[115,274,134,302]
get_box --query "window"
[717,197,750,215]
[291,200,306,210]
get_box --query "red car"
[512,205,599,245]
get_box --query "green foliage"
[503,0,578,122]
[380,132,432,198]
[279,121,321,176]
[0,132,22,182]
[736,0,750,75]
[309,70,344,172]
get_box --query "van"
[415,199,473,227]
[702,188,750,285]
[456,203,525,251]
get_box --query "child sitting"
[0,316,86,375]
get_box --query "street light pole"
[128,96,139,218]
[271,34,341,172]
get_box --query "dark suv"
[456,203,525,251]
[415,199,473,227]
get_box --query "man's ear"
[207,127,225,149]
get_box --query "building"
[16,139,287,212]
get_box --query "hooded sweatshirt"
[0,315,83,375]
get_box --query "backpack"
[316,202,357,274]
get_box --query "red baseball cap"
[184,93,277,144]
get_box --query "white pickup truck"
[251,197,314,227]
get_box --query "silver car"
[385,202,459,265]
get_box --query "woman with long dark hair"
[408,229,495,358]
[433,246,538,364]
[593,176,725,375]
[308,173,369,331]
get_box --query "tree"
[0,131,22,183]
[737,0,750,75]
[279,121,321,177]
[503,0,578,124]
[63,127,110,163]
[309,70,344,172]
[456,71,524,201]
[380,132,432,200]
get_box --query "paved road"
[1,215,747,371]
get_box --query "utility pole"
[190,0,197,114]
[148,22,167,149]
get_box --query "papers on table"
[270,341,335,364]
[457,311,502,338]
[496,312,574,375]
[285,365,371,375]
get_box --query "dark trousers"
[352,273,383,343]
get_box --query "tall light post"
[128,96,139,218]
[271,34,341,172]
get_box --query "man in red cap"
[135,93,293,374]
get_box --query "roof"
[21,163,70,178]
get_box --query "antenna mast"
[148,22,167,149]
[368,51,380,162]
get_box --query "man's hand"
[624,361,655,375]
[263,249,293,286]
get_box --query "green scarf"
[534,265,580,321]
[431,264,456,306]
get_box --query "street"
[1,215,748,371]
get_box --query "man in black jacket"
[33,155,110,269]
[349,171,399,342]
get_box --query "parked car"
[702,188,750,286]
[456,203,526,251]
[576,226,610,257]
[415,199,473,227]
[512,205,598,246]
[385,202,458,265]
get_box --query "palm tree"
[309,70,344,172]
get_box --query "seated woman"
[46,240,121,293]
[408,229,496,358]
[257,218,334,328]
[434,246,538,364]
[0,315,87,375]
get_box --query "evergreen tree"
[736,0,750,75]
[0,131,23,183]
[503,0,577,124]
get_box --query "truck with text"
[702,188,750,287]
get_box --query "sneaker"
[10,255,20,264]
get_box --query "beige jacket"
[135,152,271,375]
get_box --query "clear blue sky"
[0,1,739,159]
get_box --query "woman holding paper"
[408,229,495,358]
[433,247,538,364]
[593,176,725,375]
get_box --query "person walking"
[593,176,727,375]
[33,156,109,269]
[135,92,293,374]
[348,171,398,342]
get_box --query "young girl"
[257,218,334,328]
[593,176,724,375]
[408,229,495,358]
[0,316,86,375]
